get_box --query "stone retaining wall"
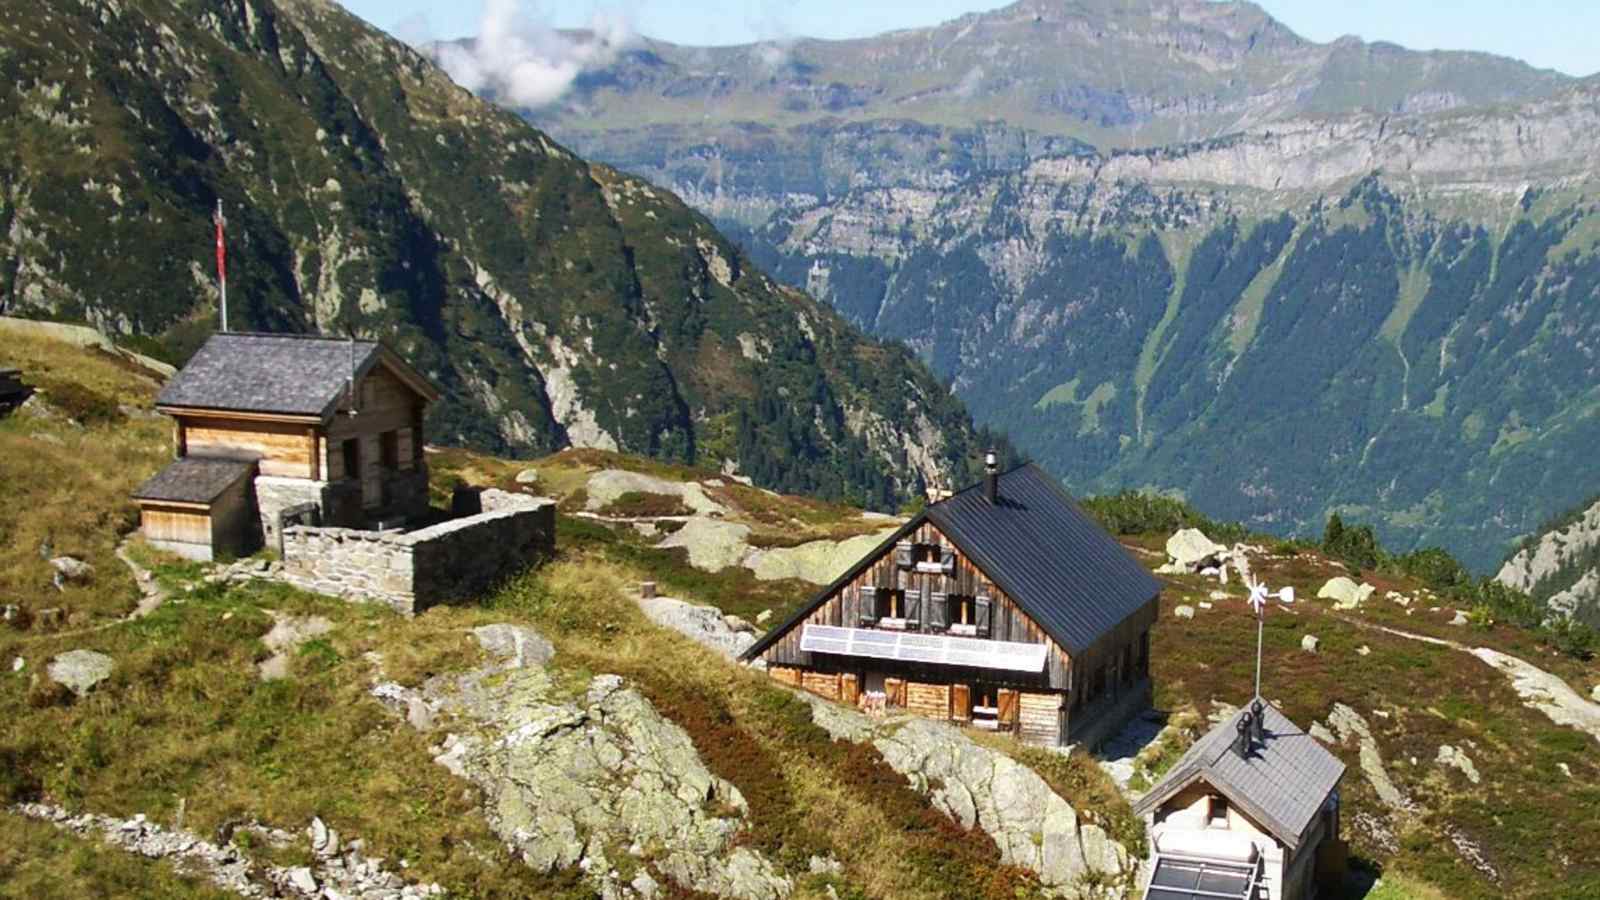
[280,490,555,615]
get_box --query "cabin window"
[341,438,361,482]
[1208,796,1228,828]
[380,430,400,469]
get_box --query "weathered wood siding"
[140,505,211,545]
[323,365,428,509]
[209,473,258,557]
[182,418,317,479]
[905,682,951,719]
[1019,692,1063,746]
[760,520,1073,691]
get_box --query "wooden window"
[928,592,949,630]
[974,595,993,638]
[340,438,361,482]
[859,586,880,625]
[380,430,400,469]
[905,585,924,629]
[1208,796,1228,827]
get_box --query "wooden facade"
[755,519,1157,747]
[136,468,256,562]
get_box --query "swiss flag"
[213,201,226,284]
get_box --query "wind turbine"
[1246,575,1295,699]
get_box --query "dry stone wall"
[281,491,554,615]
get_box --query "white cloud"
[435,0,636,109]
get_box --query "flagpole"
[1255,612,1263,700]
[214,199,228,333]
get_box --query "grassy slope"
[6,334,1600,898]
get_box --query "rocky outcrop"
[798,693,1133,896]
[11,803,442,898]
[1467,648,1600,745]
[744,526,901,584]
[1435,745,1482,785]
[1325,704,1412,812]
[1496,497,1600,623]
[373,625,788,899]
[637,596,757,659]
[429,667,789,899]
[585,470,730,517]
[257,614,334,681]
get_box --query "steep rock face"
[1497,497,1600,626]
[0,0,998,509]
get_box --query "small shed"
[1134,701,1347,900]
[131,457,258,561]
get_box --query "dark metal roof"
[132,456,256,504]
[741,463,1161,661]
[926,463,1162,655]
[1134,703,1346,850]
[156,332,422,418]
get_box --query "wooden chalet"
[742,462,1161,748]
[1134,700,1347,900]
[133,333,440,560]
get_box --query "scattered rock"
[1164,529,1226,571]
[287,867,319,893]
[1208,591,1229,601]
[35,608,65,630]
[1592,685,1600,703]
[723,613,756,634]
[755,609,772,625]
[1198,601,1214,610]
[745,527,901,585]
[11,657,23,672]
[1357,645,1371,657]
[49,556,95,584]
[1173,605,1195,620]
[11,802,441,898]
[1317,577,1374,610]
[1301,635,1320,653]
[1435,745,1481,784]
[1559,762,1574,779]
[1450,610,1469,626]
[256,615,334,681]
[1309,722,1336,744]
[471,624,555,669]
[514,468,540,485]
[639,596,757,659]
[657,517,752,572]
[586,469,728,516]
[1328,704,1412,811]
[807,855,844,876]
[47,650,115,697]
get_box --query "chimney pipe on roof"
[984,449,999,504]
[1235,712,1253,759]
[1250,699,1266,745]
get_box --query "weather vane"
[1245,574,1294,699]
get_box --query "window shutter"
[906,584,924,628]
[894,540,914,570]
[939,546,956,577]
[859,586,878,625]
[975,594,993,638]
[929,591,949,630]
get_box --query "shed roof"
[132,457,257,505]
[155,332,437,419]
[742,463,1162,660]
[1133,702,1346,851]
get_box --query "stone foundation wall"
[279,491,554,616]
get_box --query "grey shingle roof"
[927,464,1163,655]
[132,457,256,504]
[1134,703,1346,850]
[742,463,1161,661]
[156,333,383,418]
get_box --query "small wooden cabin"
[131,457,258,561]
[742,463,1161,748]
[1134,701,1347,900]
[134,332,440,558]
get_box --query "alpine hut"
[1133,699,1347,900]
[741,459,1161,749]
[133,332,440,560]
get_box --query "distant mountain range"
[0,0,1005,509]
[493,0,1600,570]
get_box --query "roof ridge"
[215,330,381,344]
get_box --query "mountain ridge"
[0,0,1005,509]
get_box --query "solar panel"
[1142,856,1258,900]
[798,625,1050,672]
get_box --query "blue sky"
[344,0,1598,77]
